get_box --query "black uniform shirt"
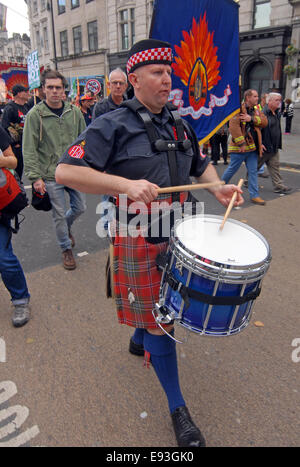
[92,94,123,120]
[59,98,208,188]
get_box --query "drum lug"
[154,302,174,324]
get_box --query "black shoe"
[129,337,144,356]
[171,406,206,447]
[258,173,269,178]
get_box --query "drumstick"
[157,180,225,194]
[219,178,244,231]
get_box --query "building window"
[36,30,41,52]
[57,0,66,15]
[147,0,154,34]
[60,30,69,57]
[71,0,80,9]
[86,0,94,3]
[87,20,98,51]
[40,0,46,10]
[247,61,270,96]
[253,0,271,29]
[119,8,135,50]
[73,26,82,54]
[43,26,49,51]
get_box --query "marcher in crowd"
[256,93,269,178]
[210,123,229,165]
[222,89,268,205]
[23,70,86,270]
[283,98,294,134]
[1,84,29,179]
[0,126,30,327]
[26,86,46,111]
[79,94,94,126]
[56,39,244,448]
[92,68,128,120]
[259,92,292,195]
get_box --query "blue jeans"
[45,182,86,251]
[221,151,259,199]
[0,223,30,304]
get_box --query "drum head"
[174,215,269,267]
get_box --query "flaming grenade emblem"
[172,14,221,111]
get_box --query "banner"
[0,62,28,97]
[0,3,7,32]
[27,50,41,90]
[69,75,104,99]
[150,0,240,143]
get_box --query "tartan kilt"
[113,232,168,329]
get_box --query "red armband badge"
[68,144,85,159]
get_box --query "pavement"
[0,131,299,447]
[278,132,300,169]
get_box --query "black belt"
[165,271,261,308]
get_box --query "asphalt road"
[0,164,299,448]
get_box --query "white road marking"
[0,380,40,446]
[0,338,6,363]
[0,381,17,404]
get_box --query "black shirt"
[0,125,11,152]
[60,98,208,188]
[44,101,65,117]
[1,101,28,137]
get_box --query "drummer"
[56,39,244,447]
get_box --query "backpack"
[0,168,28,233]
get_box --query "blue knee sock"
[132,328,145,345]
[143,331,185,414]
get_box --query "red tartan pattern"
[113,233,168,329]
[112,193,188,329]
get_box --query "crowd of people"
[0,39,296,447]
[207,89,292,205]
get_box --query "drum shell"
[160,215,271,336]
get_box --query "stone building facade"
[25,0,300,127]
[0,32,30,65]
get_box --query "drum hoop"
[171,215,271,282]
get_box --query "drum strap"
[165,271,261,308]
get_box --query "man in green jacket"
[23,70,86,270]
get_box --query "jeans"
[222,151,259,199]
[45,181,86,251]
[0,223,30,304]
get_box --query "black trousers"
[210,133,228,163]
[285,116,293,133]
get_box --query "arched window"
[247,61,271,96]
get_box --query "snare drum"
[156,215,271,336]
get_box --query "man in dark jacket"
[260,93,292,194]
[92,68,127,120]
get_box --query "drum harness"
[113,99,195,243]
[116,100,261,312]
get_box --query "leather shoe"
[62,249,76,270]
[251,197,266,205]
[171,406,206,447]
[129,337,144,356]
